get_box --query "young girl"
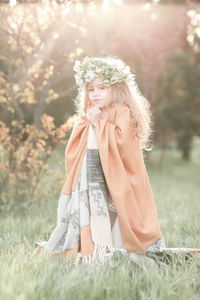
[35,55,166,264]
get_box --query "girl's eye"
[88,87,105,91]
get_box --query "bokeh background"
[1,1,200,299]
[1,0,200,212]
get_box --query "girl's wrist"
[100,110,108,119]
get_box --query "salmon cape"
[61,103,161,253]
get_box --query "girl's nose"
[93,89,99,96]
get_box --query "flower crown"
[73,56,136,87]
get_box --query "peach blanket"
[61,103,161,254]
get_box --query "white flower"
[96,68,102,73]
[73,56,136,87]
[85,70,95,81]
[73,60,81,72]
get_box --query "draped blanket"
[61,103,162,254]
[35,122,129,263]
[34,103,200,263]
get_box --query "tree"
[0,4,80,128]
[154,47,200,160]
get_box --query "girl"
[35,55,166,264]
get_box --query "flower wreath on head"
[73,56,136,88]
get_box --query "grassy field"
[0,147,200,300]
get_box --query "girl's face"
[87,77,112,109]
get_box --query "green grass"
[0,148,200,300]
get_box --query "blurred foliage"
[0,0,199,4]
[0,4,79,128]
[1,1,196,125]
[0,114,76,213]
[154,47,200,160]
[0,1,199,210]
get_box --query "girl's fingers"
[91,106,101,112]
[90,110,101,117]
[96,107,101,113]
[87,107,102,124]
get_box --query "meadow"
[0,145,200,300]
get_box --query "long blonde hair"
[73,80,154,151]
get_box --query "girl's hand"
[100,110,108,119]
[86,106,102,127]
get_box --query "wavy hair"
[73,62,154,151]
[110,81,154,151]
[73,81,154,151]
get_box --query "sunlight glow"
[150,13,157,20]
[67,21,78,29]
[187,35,194,43]
[61,6,71,16]
[9,18,17,30]
[187,10,196,18]
[102,0,110,10]
[101,0,123,11]
[112,0,123,5]
[186,9,200,51]
[194,27,200,38]
[53,32,59,39]
[75,3,84,13]
[87,2,96,15]
[9,0,16,7]
[142,3,151,11]
[68,47,84,63]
